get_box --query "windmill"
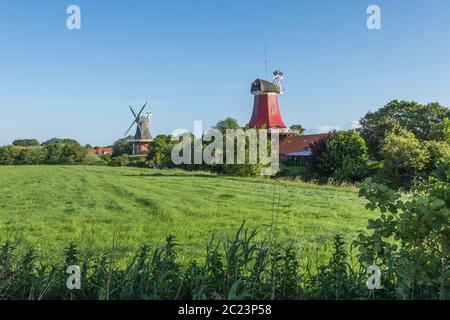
[248,70,287,132]
[125,101,153,155]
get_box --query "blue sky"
[1,0,450,146]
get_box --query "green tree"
[45,143,64,164]
[147,135,170,166]
[429,117,450,143]
[289,124,305,135]
[17,147,47,165]
[422,140,450,172]
[60,142,87,164]
[213,117,241,134]
[12,139,40,147]
[42,138,79,146]
[359,100,450,159]
[0,146,21,165]
[377,129,428,189]
[112,136,133,157]
[317,131,369,182]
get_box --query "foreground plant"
[355,166,449,299]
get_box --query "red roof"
[279,133,330,155]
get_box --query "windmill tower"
[125,102,153,155]
[248,70,287,132]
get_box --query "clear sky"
[1,0,450,146]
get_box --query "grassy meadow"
[0,166,375,262]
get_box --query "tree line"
[1,99,449,190]
[282,100,449,190]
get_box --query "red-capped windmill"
[248,70,287,132]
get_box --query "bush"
[356,175,450,299]
[109,154,129,167]
[0,146,21,165]
[112,137,133,157]
[83,153,107,166]
[45,143,65,164]
[16,147,47,165]
[60,142,88,164]
[147,135,171,167]
[223,163,262,177]
[377,129,428,189]
[316,131,369,182]
[422,140,450,172]
[128,155,147,168]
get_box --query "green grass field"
[0,166,374,261]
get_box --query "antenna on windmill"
[264,46,268,80]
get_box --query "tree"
[60,142,87,164]
[422,140,450,172]
[43,140,87,164]
[16,147,47,165]
[359,100,450,159]
[429,117,450,143]
[317,131,369,182]
[0,146,21,165]
[213,117,241,134]
[45,143,64,164]
[289,124,305,135]
[112,136,133,157]
[110,154,129,167]
[377,129,428,189]
[306,133,333,176]
[42,138,79,146]
[12,139,40,147]
[147,135,170,166]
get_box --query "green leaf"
[431,199,445,208]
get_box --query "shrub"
[45,143,65,164]
[422,140,450,172]
[60,142,88,164]
[0,146,21,165]
[128,155,147,168]
[83,153,107,166]
[377,129,428,189]
[112,137,133,157]
[147,135,171,166]
[109,154,129,167]
[355,175,450,299]
[316,131,369,182]
[16,147,47,165]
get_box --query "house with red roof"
[279,133,331,162]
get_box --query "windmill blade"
[136,121,143,135]
[125,120,136,136]
[136,101,148,117]
[129,105,137,118]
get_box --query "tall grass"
[0,223,427,300]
